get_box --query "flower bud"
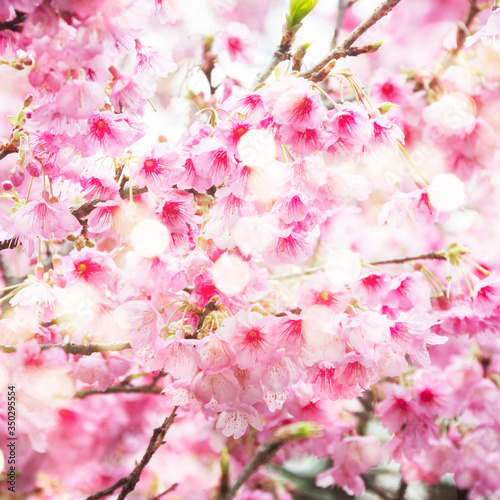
[274,421,323,441]
[52,254,63,273]
[2,181,13,191]
[9,167,25,187]
[24,94,34,107]
[26,159,42,177]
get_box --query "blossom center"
[243,328,266,349]
[292,98,312,120]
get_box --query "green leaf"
[287,0,319,29]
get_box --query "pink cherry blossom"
[220,22,255,63]
[12,197,80,241]
[273,78,323,131]
[82,111,145,157]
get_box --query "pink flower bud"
[2,180,13,191]
[52,254,63,273]
[35,263,44,280]
[26,159,42,177]
[9,168,25,187]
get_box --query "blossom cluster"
[1,0,500,498]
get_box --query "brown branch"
[0,11,26,33]
[218,449,230,499]
[453,0,480,57]
[149,484,179,500]
[0,143,19,161]
[0,341,131,355]
[74,385,163,398]
[302,0,403,82]
[85,406,178,500]
[187,295,220,339]
[72,185,149,222]
[369,252,446,266]
[396,479,408,500]
[220,422,322,500]
[75,372,166,398]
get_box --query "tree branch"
[0,341,131,355]
[0,185,148,251]
[454,0,480,56]
[75,372,166,398]
[253,13,303,89]
[396,479,408,500]
[0,142,19,161]
[75,385,163,398]
[186,294,220,339]
[85,406,178,500]
[0,11,26,33]
[148,484,179,500]
[302,0,403,82]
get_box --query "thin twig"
[0,185,148,251]
[396,478,408,500]
[75,385,163,398]
[454,0,480,56]
[369,252,446,265]
[0,341,131,355]
[302,0,403,81]
[223,441,283,500]
[86,406,178,500]
[75,372,166,398]
[331,0,355,49]
[0,11,26,33]
[0,255,15,287]
[149,484,179,500]
[442,0,480,66]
